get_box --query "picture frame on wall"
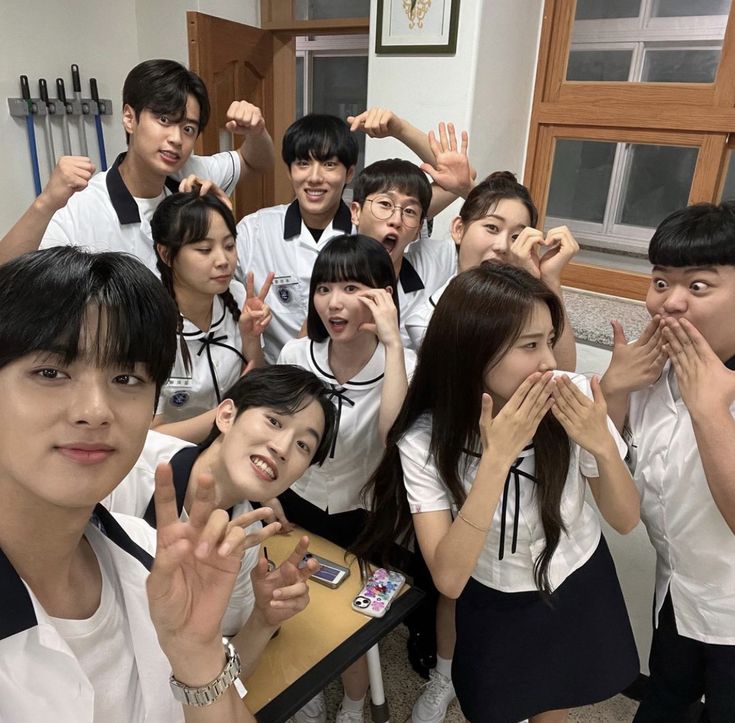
[375,0,461,55]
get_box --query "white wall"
[0,0,140,233]
[577,343,657,675]
[0,0,260,236]
[364,0,543,240]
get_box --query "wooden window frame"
[524,0,735,299]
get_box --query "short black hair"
[122,59,210,142]
[353,158,432,220]
[307,234,399,342]
[648,201,735,267]
[199,365,337,466]
[281,114,359,169]
[0,247,178,401]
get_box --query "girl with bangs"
[151,190,272,442]
[276,233,416,723]
[353,264,640,723]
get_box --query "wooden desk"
[244,527,423,722]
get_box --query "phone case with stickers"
[351,568,406,618]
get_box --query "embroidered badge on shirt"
[170,391,190,407]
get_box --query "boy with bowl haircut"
[1,59,275,270]
[602,202,735,722]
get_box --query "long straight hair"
[351,263,571,594]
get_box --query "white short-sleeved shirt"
[40,151,241,273]
[235,200,355,363]
[278,337,417,514]
[400,373,626,593]
[399,241,456,351]
[236,200,455,360]
[157,281,247,423]
[0,507,184,723]
[628,362,735,644]
[403,275,453,349]
[103,429,259,635]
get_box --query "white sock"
[341,694,365,712]
[435,655,452,680]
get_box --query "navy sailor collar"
[106,152,180,226]
[283,198,353,240]
[0,504,152,641]
[398,257,425,294]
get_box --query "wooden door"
[188,12,296,219]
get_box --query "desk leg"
[367,644,390,723]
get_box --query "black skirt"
[278,488,368,550]
[453,535,639,723]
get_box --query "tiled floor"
[318,625,639,722]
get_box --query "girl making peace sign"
[151,190,273,442]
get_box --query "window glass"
[312,56,368,173]
[547,140,617,223]
[574,0,641,20]
[567,49,633,80]
[294,0,370,20]
[641,48,721,82]
[295,56,305,118]
[720,151,735,201]
[651,0,730,17]
[619,144,697,227]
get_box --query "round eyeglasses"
[365,196,422,228]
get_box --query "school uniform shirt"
[402,275,452,349]
[398,239,456,352]
[0,505,184,723]
[40,150,241,273]
[236,201,455,360]
[235,199,355,363]
[400,373,626,593]
[103,429,258,636]
[278,337,417,514]
[627,362,735,644]
[157,281,247,423]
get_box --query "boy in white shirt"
[0,58,275,269]
[602,201,735,722]
[0,246,261,722]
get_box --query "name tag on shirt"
[273,275,300,305]
[273,275,299,287]
[166,377,193,389]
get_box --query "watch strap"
[170,640,243,707]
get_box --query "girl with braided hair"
[151,190,272,441]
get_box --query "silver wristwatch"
[169,640,242,706]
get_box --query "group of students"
[0,57,732,723]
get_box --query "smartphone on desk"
[300,552,350,588]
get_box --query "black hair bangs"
[281,114,359,168]
[648,202,735,267]
[0,249,178,396]
[123,59,210,135]
[353,159,432,218]
[306,234,399,342]
[199,365,338,467]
